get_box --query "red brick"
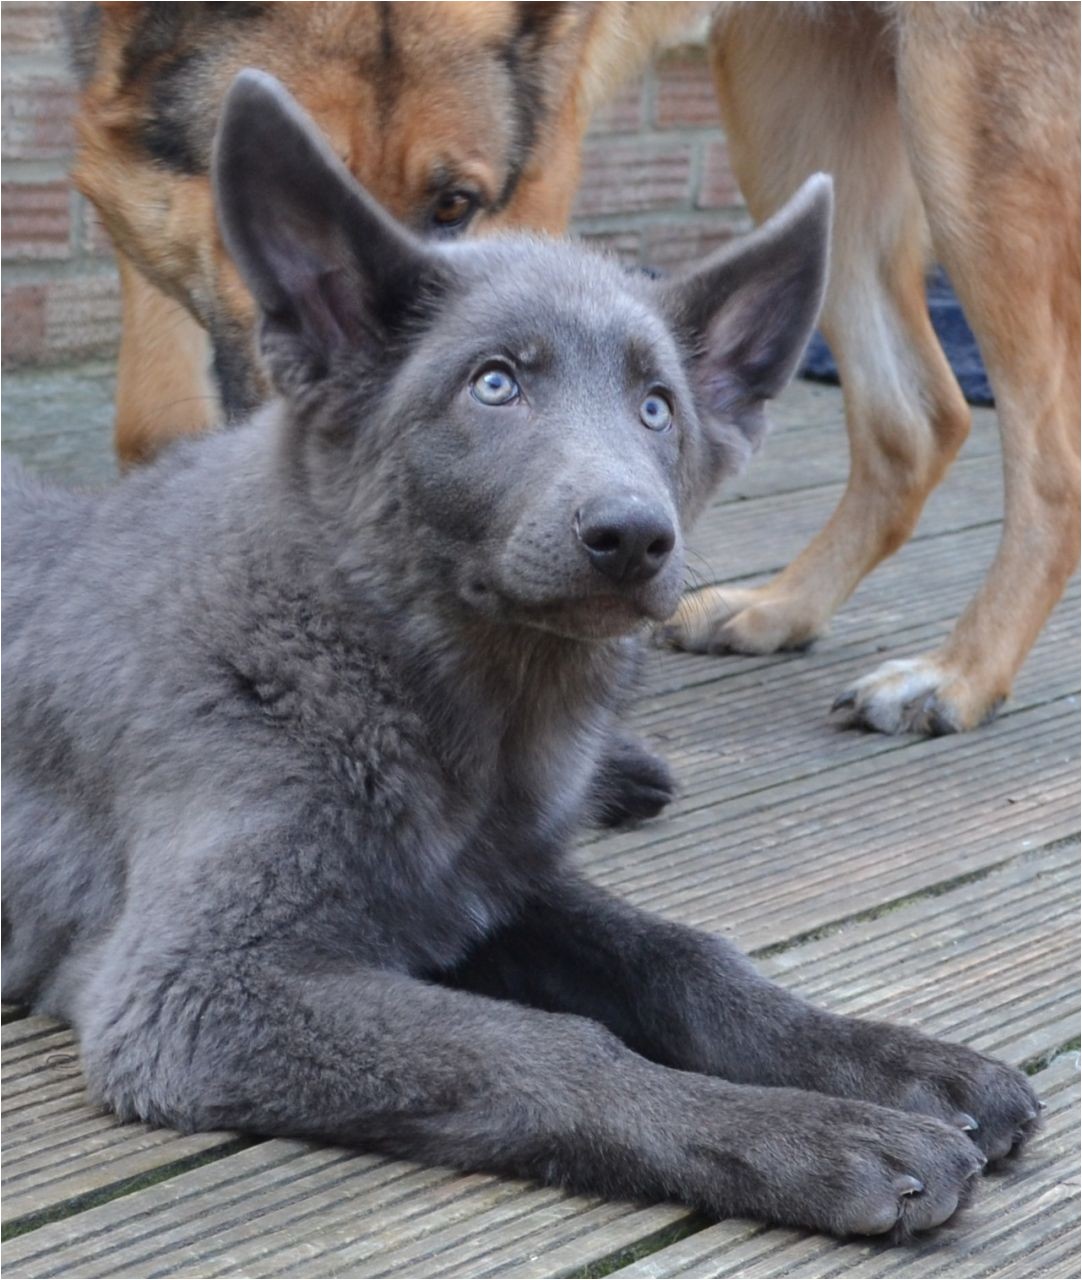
[1,281,47,366]
[42,272,122,362]
[654,53,719,129]
[643,214,754,270]
[697,138,742,210]
[1,73,78,161]
[586,76,646,136]
[573,139,693,218]
[0,1,64,56]
[2,270,124,366]
[1,180,71,259]
[574,229,641,266]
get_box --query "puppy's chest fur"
[218,588,620,971]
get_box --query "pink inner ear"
[696,289,764,414]
[698,269,814,416]
[696,360,745,418]
[313,267,371,351]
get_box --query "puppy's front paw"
[590,733,675,828]
[707,1093,986,1240]
[818,1106,986,1240]
[855,1026,1041,1165]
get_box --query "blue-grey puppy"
[2,71,1037,1240]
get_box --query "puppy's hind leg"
[834,5,1081,734]
[668,5,971,675]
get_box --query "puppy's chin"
[457,578,664,640]
[511,596,652,641]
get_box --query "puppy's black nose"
[576,495,676,585]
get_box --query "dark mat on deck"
[802,269,993,406]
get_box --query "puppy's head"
[215,71,831,640]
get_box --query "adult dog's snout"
[575,494,676,586]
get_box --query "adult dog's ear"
[661,173,832,458]
[213,69,446,393]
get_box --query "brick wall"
[571,50,749,270]
[1,1,745,371]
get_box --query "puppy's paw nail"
[831,690,856,712]
[954,1111,979,1132]
[895,1174,924,1197]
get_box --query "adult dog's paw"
[660,584,823,655]
[831,655,1005,734]
[590,732,675,828]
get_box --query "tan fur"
[71,1,697,463]
[113,259,217,467]
[668,1,1079,733]
[72,0,1078,732]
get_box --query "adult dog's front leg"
[444,877,1039,1165]
[665,5,971,681]
[82,959,983,1240]
[832,5,1080,735]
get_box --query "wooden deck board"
[2,375,1077,1276]
[1,1009,239,1232]
[591,690,1077,947]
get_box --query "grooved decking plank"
[0,1020,240,1231]
[625,595,1078,833]
[687,449,1004,586]
[5,845,1076,1279]
[761,843,1081,1064]
[583,692,1078,950]
[612,1055,1080,1280]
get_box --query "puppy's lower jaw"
[458,574,667,640]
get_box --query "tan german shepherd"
[65,2,1080,738]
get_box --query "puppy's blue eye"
[471,365,520,406]
[640,390,673,431]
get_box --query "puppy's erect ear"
[213,69,446,392]
[660,173,832,458]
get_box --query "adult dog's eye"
[640,390,673,431]
[470,364,520,406]
[430,189,479,235]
